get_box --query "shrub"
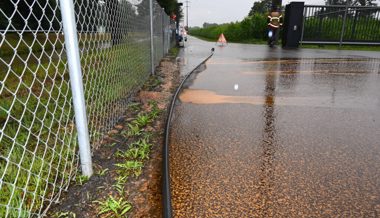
[189,14,268,42]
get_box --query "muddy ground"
[48,55,180,218]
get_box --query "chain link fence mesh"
[0,0,174,217]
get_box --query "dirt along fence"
[0,0,174,217]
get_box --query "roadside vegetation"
[0,0,178,216]
[90,101,161,218]
[47,52,179,217]
[0,38,75,217]
[190,0,380,51]
[301,44,380,51]
[190,14,267,43]
[0,32,151,217]
[189,0,271,43]
[303,17,380,42]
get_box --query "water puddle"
[170,50,380,217]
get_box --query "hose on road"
[163,50,214,218]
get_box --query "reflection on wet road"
[170,36,380,217]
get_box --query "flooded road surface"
[169,36,380,217]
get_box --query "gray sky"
[185,0,380,27]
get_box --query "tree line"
[248,0,378,16]
[190,0,378,43]
[0,0,181,31]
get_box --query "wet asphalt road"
[170,36,380,217]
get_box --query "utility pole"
[185,0,190,28]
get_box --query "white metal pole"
[59,0,93,176]
[186,1,189,28]
[150,0,155,75]
[162,8,165,58]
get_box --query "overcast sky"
[185,0,380,27]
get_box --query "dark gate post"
[282,2,305,48]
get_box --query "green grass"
[168,47,180,56]
[90,99,162,217]
[303,17,380,42]
[94,196,132,218]
[0,32,154,217]
[143,75,162,91]
[95,103,159,217]
[96,168,109,177]
[133,113,151,127]
[0,135,77,217]
[0,49,76,217]
[115,160,143,178]
[0,33,65,58]
[113,101,160,179]
[301,44,380,51]
[76,175,90,186]
[127,103,142,113]
[113,175,128,195]
[190,34,267,45]
[124,124,143,137]
[117,139,152,161]
[123,103,161,138]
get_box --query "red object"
[171,14,177,20]
[216,33,227,46]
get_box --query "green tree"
[248,0,272,15]
[203,22,218,28]
[156,0,183,23]
[157,0,178,15]
[326,0,377,6]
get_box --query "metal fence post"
[59,0,93,176]
[150,0,155,75]
[162,8,166,57]
[317,8,324,39]
[300,7,307,45]
[351,9,359,40]
[339,4,349,47]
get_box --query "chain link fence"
[0,0,175,217]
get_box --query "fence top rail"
[304,5,380,9]
[300,40,380,45]
[306,10,347,17]
[306,8,380,17]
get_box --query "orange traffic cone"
[216,33,227,46]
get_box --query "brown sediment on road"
[241,69,374,75]
[208,60,301,65]
[178,89,372,108]
[179,89,266,105]
[208,58,376,65]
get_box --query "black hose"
[163,51,214,218]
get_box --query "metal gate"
[300,5,380,45]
